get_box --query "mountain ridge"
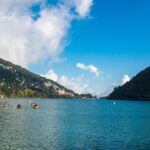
[0,58,94,99]
[107,67,150,100]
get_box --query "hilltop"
[0,58,93,99]
[108,67,150,100]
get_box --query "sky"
[0,0,150,96]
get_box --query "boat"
[3,104,9,107]
[32,104,40,109]
[17,104,23,109]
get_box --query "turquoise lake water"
[0,99,150,150]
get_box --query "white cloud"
[42,69,94,94]
[76,63,100,77]
[76,63,85,70]
[121,74,130,85]
[58,75,93,94]
[0,0,41,13]
[0,0,93,68]
[75,0,93,18]
[99,75,130,97]
[42,69,58,82]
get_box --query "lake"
[0,99,150,150]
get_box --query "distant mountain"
[107,67,150,100]
[0,58,94,99]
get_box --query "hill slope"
[0,58,93,98]
[108,67,150,100]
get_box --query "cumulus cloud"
[75,0,93,18]
[76,63,100,77]
[42,69,58,82]
[121,75,130,85]
[58,75,94,94]
[42,69,94,94]
[0,0,93,67]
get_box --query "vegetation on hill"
[0,58,94,99]
[108,67,150,100]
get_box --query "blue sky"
[31,0,150,95]
[1,0,150,95]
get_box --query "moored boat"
[17,104,23,109]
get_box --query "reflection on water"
[0,99,150,150]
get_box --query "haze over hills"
[108,67,150,100]
[0,58,94,99]
[1,57,150,100]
